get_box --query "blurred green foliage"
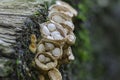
[63,0,94,80]
[67,0,120,80]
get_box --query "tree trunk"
[0,0,51,80]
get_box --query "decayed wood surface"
[0,1,39,55]
[0,0,51,78]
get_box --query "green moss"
[15,2,50,80]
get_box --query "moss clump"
[15,2,50,80]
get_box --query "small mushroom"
[61,47,75,64]
[51,15,65,23]
[38,39,61,52]
[42,39,62,46]
[51,31,60,35]
[46,62,57,69]
[45,42,55,51]
[38,54,54,64]
[29,43,36,53]
[48,11,75,31]
[30,34,37,43]
[52,47,62,59]
[35,52,57,71]
[48,68,62,80]
[64,47,75,61]
[67,32,76,45]
[41,25,50,36]
[45,57,51,63]
[47,36,54,40]
[51,31,63,40]
[38,54,46,63]
[63,47,72,57]
[56,0,78,16]
[39,74,45,80]
[40,21,66,42]
[68,52,75,61]
[35,58,48,70]
[64,12,74,17]
[49,4,74,17]
[64,21,74,31]
[47,23,56,32]
[53,34,63,40]
[48,11,71,24]
[37,44,45,53]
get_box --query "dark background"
[64,0,120,80]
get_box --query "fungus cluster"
[29,1,77,80]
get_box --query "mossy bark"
[0,0,51,80]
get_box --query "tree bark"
[0,0,51,79]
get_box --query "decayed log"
[0,0,51,79]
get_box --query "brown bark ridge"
[0,0,51,80]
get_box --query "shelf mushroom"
[66,32,76,45]
[56,0,78,16]
[48,68,62,80]
[40,21,66,42]
[35,52,57,71]
[48,11,72,24]
[49,5,73,18]
[37,40,63,59]
[48,11,75,32]
[59,47,75,64]
[49,0,78,17]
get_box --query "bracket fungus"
[40,21,66,42]
[48,11,72,24]
[56,0,78,16]
[39,74,45,80]
[35,52,57,71]
[37,40,63,59]
[49,5,74,18]
[29,1,77,80]
[66,32,76,45]
[48,68,62,80]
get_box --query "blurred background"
[63,0,120,80]
[1,0,120,80]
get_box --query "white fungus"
[47,23,56,32]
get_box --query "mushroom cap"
[41,25,50,36]
[48,68,62,80]
[49,4,74,17]
[38,74,45,80]
[30,34,37,43]
[48,11,75,31]
[64,47,75,61]
[40,21,66,42]
[45,42,55,51]
[48,11,72,24]
[37,43,45,53]
[35,52,57,71]
[63,47,72,57]
[51,46,63,59]
[55,0,78,16]
[59,46,75,64]
[68,52,75,61]
[29,43,36,53]
[37,39,63,59]
[47,23,57,32]
[66,32,76,45]
[38,39,62,47]
[61,21,75,31]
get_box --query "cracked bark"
[0,0,51,79]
